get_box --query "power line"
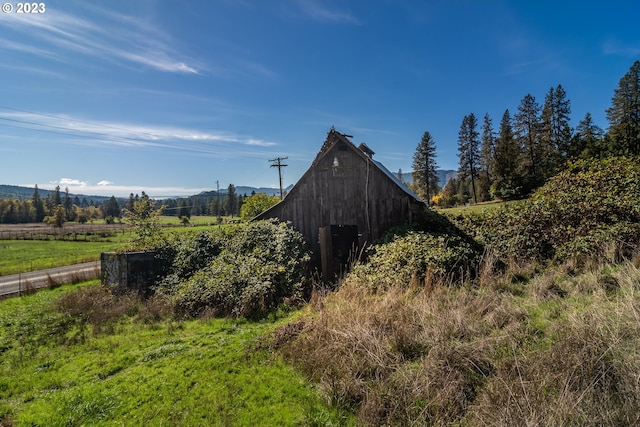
[269,156,288,200]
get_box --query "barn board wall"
[255,131,425,268]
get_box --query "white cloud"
[0,109,280,157]
[296,0,362,25]
[97,180,113,186]
[0,4,200,74]
[57,178,88,187]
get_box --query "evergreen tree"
[492,110,525,199]
[102,196,121,219]
[225,184,237,217]
[53,185,61,207]
[572,112,605,159]
[63,187,75,221]
[32,185,45,222]
[126,193,136,211]
[478,113,496,201]
[178,199,191,219]
[606,60,640,155]
[514,94,542,190]
[412,131,439,204]
[540,85,572,176]
[457,113,480,204]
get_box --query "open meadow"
[0,282,353,426]
[0,216,234,276]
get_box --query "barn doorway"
[319,224,359,281]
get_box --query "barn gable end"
[255,129,425,279]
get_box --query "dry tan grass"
[280,255,640,426]
[55,285,173,335]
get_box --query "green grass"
[0,281,353,426]
[437,199,517,216]
[0,219,239,276]
[0,239,125,276]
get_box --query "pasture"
[0,216,235,276]
[0,282,352,426]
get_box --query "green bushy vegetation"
[0,282,352,426]
[351,230,480,292]
[449,156,640,263]
[149,219,311,319]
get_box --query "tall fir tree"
[479,113,496,200]
[102,196,121,219]
[573,112,605,158]
[606,60,640,155]
[492,109,525,200]
[63,187,74,221]
[457,113,480,204]
[225,184,238,217]
[540,85,572,177]
[32,185,45,222]
[514,93,542,190]
[53,185,61,207]
[412,131,439,204]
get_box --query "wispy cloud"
[295,0,362,25]
[0,109,278,156]
[0,4,201,74]
[602,38,640,58]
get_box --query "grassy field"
[0,239,124,276]
[0,281,353,426]
[0,217,237,276]
[436,199,519,216]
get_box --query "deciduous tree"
[240,193,280,220]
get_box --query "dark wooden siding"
[255,134,424,263]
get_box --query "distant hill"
[195,184,293,199]
[0,185,116,205]
[0,185,46,200]
[396,170,457,188]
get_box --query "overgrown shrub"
[350,231,481,291]
[171,220,310,319]
[452,156,640,262]
[152,230,228,291]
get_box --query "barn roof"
[309,129,423,203]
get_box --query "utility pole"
[269,156,288,200]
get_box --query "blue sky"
[1,1,639,198]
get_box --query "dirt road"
[0,261,100,299]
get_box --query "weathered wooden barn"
[255,129,425,279]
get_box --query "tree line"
[412,60,640,207]
[0,183,252,225]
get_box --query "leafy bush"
[350,231,481,291]
[172,220,311,319]
[451,157,640,262]
[152,230,228,291]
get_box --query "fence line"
[0,224,129,241]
